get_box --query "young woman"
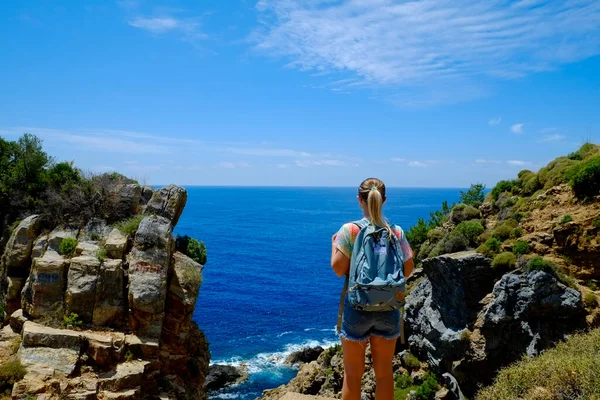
[331,177,414,400]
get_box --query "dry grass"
[477,328,600,400]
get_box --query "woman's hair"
[358,178,393,237]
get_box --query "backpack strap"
[336,220,369,333]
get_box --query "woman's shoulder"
[390,223,406,238]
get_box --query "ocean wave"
[277,331,293,337]
[210,338,339,374]
[210,393,242,399]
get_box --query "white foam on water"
[210,393,241,400]
[210,337,340,375]
[277,331,293,337]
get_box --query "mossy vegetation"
[492,252,516,271]
[58,237,78,257]
[0,359,26,395]
[116,214,144,236]
[477,328,600,399]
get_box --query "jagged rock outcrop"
[0,184,210,400]
[405,251,586,395]
[284,346,324,366]
[205,364,249,392]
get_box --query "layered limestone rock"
[0,184,210,400]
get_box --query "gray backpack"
[337,219,407,341]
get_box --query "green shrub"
[406,218,429,253]
[45,161,81,190]
[58,237,78,257]
[450,203,481,223]
[0,359,27,393]
[476,328,600,399]
[427,228,444,243]
[492,224,513,241]
[477,237,502,259]
[90,233,101,241]
[460,183,486,207]
[492,252,516,270]
[584,293,598,309]
[585,280,598,291]
[561,215,573,224]
[404,352,421,369]
[512,240,530,255]
[394,374,413,389]
[491,180,514,201]
[522,175,541,196]
[429,230,468,257]
[455,220,485,245]
[512,226,523,238]
[539,157,579,189]
[485,237,501,252]
[415,373,439,400]
[568,142,599,160]
[97,248,107,262]
[593,219,600,229]
[527,256,557,274]
[566,155,600,200]
[63,313,83,328]
[175,235,207,265]
[116,215,144,235]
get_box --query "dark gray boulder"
[284,346,324,366]
[204,364,248,391]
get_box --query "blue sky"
[1,0,599,187]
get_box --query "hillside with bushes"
[261,143,600,400]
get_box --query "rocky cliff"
[259,144,600,400]
[0,184,210,400]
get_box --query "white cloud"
[488,117,502,126]
[2,127,171,154]
[507,160,533,166]
[255,1,600,93]
[225,147,311,157]
[476,159,500,164]
[540,133,566,142]
[408,161,429,168]
[511,123,524,134]
[294,159,357,168]
[215,162,251,169]
[128,15,206,42]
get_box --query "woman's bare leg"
[341,337,367,400]
[370,336,397,400]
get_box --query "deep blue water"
[174,187,462,400]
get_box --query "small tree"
[460,183,486,207]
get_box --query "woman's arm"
[331,234,350,277]
[404,257,414,278]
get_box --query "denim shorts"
[338,296,402,342]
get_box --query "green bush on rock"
[512,240,530,255]
[58,238,78,257]
[175,235,207,265]
[492,252,516,270]
[0,359,27,394]
[565,155,600,200]
[459,183,486,207]
[455,220,485,245]
[116,215,144,236]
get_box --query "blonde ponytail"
[359,178,393,239]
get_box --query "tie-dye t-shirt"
[334,219,414,262]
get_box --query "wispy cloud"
[128,14,206,43]
[215,162,251,169]
[540,133,566,142]
[0,127,171,154]
[225,147,311,157]
[511,123,524,134]
[476,159,501,164]
[488,117,502,126]
[294,159,359,168]
[254,0,600,102]
[507,160,533,166]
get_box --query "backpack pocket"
[348,279,406,311]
